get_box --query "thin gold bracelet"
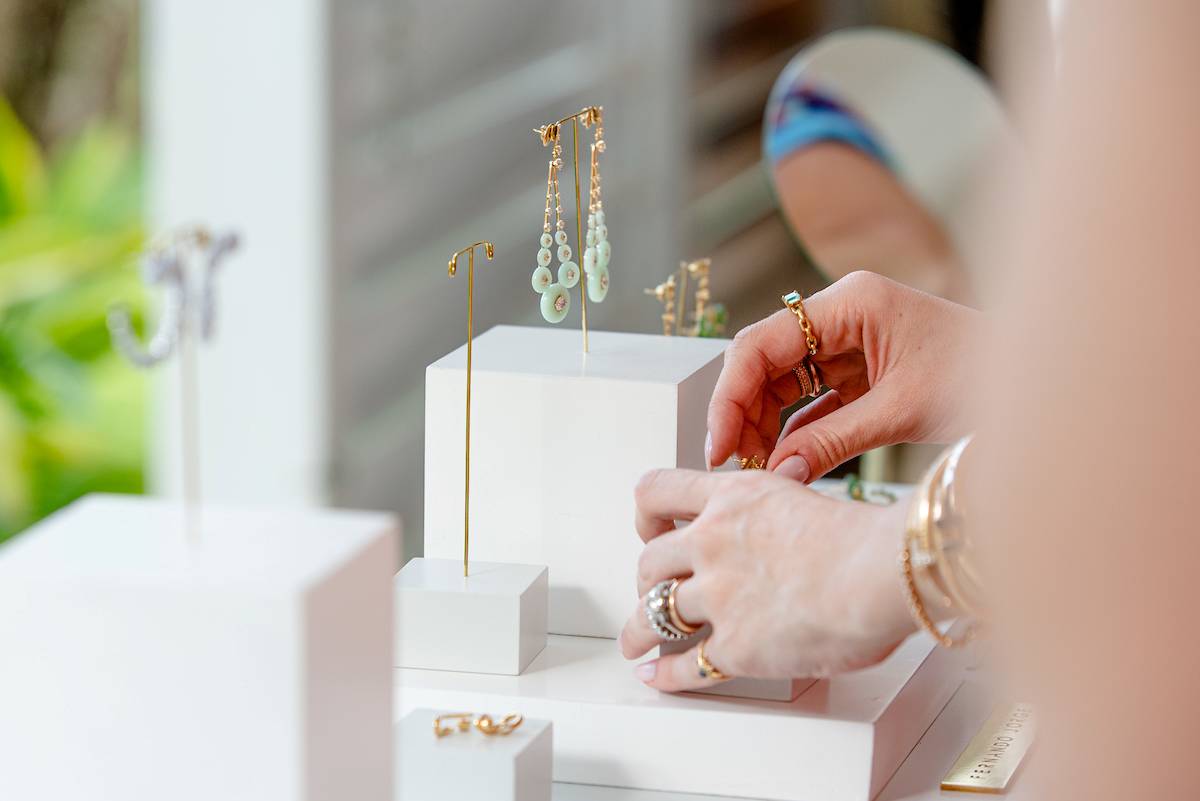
[901,437,981,648]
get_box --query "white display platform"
[0,494,397,801]
[397,708,553,801]
[424,325,726,638]
[396,631,967,801]
[395,557,549,675]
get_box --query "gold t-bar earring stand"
[448,240,495,577]
[534,105,602,354]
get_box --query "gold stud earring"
[643,274,677,336]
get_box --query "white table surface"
[547,677,1032,801]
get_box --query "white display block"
[397,708,553,801]
[395,557,548,675]
[397,632,966,801]
[659,629,817,702]
[424,325,726,638]
[0,494,397,801]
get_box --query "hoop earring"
[532,132,576,323]
[583,112,610,302]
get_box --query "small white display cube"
[0,494,397,801]
[424,325,726,638]
[396,708,552,801]
[395,557,548,675]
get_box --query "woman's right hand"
[706,270,979,481]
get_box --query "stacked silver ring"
[645,579,691,641]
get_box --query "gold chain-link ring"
[782,290,818,357]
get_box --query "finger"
[634,639,732,693]
[634,469,720,543]
[767,389,898,482]
[636,529,693,596]
[707,285,862,469]
[778,389,846,442]
[619,579,707,661]
[707,309,807,469]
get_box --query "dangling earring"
[583,110,610,303]
[532,129,577,323]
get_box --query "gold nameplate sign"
[941,702,1035,793]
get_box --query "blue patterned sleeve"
[762,62,892,169]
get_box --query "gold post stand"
[534,106,602,354]
[447,240,495,577]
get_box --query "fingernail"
[704,431,713,471]
[775,455,811,483]
[635,661,657,682]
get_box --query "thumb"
[766,391,899,482]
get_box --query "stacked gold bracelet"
[901,436,984,648]
[781,291,823,398]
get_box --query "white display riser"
[424,325,726,638]
[397,708,553,801]
[395,557,549,675]
[396,632,967,801]
[0,494,397,801]
[543,679,1007,801]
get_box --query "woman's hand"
[706,271,979,482]
[619,468,916,691]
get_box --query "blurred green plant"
[0,95,145,543]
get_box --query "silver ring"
[645,579,691,641]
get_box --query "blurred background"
[0,0,991,548]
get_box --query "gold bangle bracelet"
[902,436,983,647]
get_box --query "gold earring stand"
[534,106,603,354]
[447,240,495,577]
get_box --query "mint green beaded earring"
[583,112,610,303]
[532,136,578,323]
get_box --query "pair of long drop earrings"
[530,116,611,322]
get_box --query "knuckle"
[807,425,852,471]
[633,469,665,505]
[636,548,656,585]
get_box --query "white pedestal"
[395,557,548,675]
[396,632,966,801]
[659,629,817,702]
[397,708,553,801]
[424,325,726,638]
[0,494,397,801]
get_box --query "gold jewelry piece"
[696,638,730,680]
[643,275,677,336]
[432,712,474,737]
[474,713,524,736]
[737,455,765,470]
[666,579,700,636]
[900,545,976,649]
[781,290,818,357]
[792,364,815,397]
[433,712,525,738]
[901,436,982,648]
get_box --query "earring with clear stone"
[583,114,610,303]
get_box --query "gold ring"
[792,363,814,397]
[666,579,700,636]
[737,455,765,470]
[781,290,818,357]
[696,638,730,681]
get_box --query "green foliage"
[0,96,145,543]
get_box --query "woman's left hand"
[619,468,916,691]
